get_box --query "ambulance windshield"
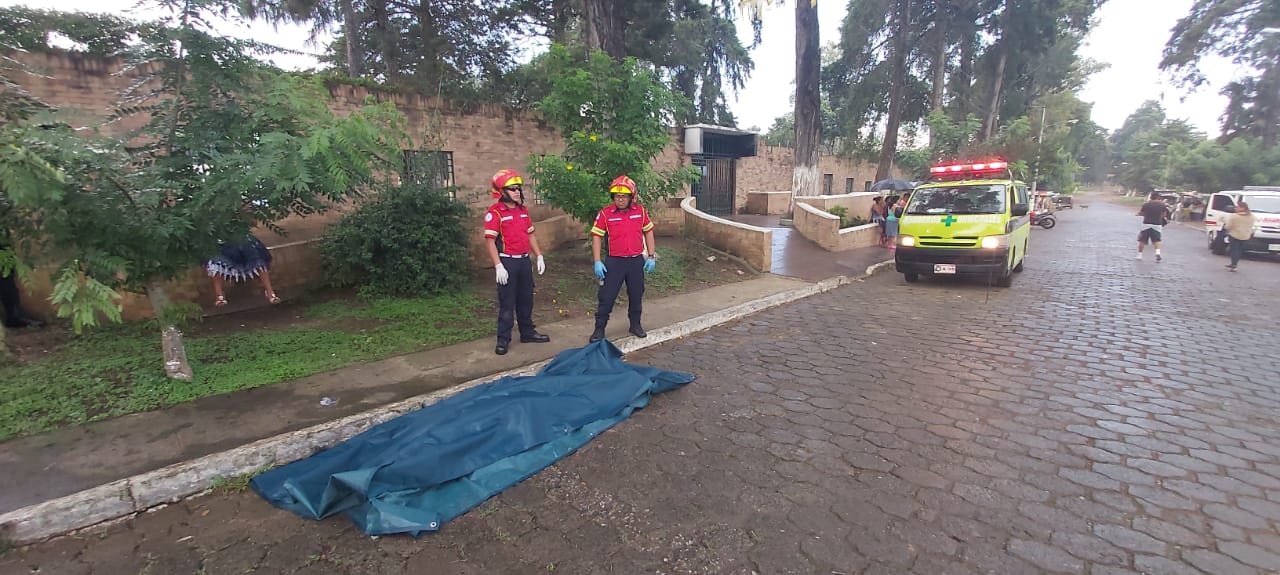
[1242,195,1280,214]
[906,184,1007,215]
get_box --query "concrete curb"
[0,261,894,545]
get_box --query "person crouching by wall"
[484,169,550,355]
[589,175,657,343]
[208,234,280,307]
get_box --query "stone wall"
[795,192,881,224]
[793,203,882,252]
[835,223,884,250]
[680,198,772,272]
[744,191,792,215]
[734,145,886,211]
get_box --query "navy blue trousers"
[496,256,536,344]
[595,255,645,330]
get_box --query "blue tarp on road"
[250,340,695,536]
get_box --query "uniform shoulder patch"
[484,212,494,222]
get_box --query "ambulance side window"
[1211,194,1234,212]
[1015,186,1029,207]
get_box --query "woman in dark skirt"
[207,234,280,306]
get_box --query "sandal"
[265,291,281,305]
[214,295,228,307]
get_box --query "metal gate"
[693,157,736,215]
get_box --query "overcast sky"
[730,0,1230,136]
[7,0,1233,136]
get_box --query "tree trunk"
[146,281,194,381]
[341,0,363,77]
[877,0,911,181]
[792,0,822,209]
[371,0,397,82]
[583,0,624,59]
[981,7,1010,142]
[1262,50,1280,149]
[549,0,574,45]
[413,0,443,91]
[981,45,1007,141]
[931,1,949,113]
[952,26,975,122]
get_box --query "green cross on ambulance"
[894,160,1032,287]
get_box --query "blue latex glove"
[593,260,607,280]
[644,257,656,274]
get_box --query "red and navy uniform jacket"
[483,202,535,256]
[590,203,654,257]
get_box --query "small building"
[682,124,759,216]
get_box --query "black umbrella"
[869,178,915,192]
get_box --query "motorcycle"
[1029,211,1056,229]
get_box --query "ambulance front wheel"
[903,272,919,283]
[995,266,1013,288]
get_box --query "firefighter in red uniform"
[483,169,550,355]
[589,175,658,343]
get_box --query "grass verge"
[0,292,489,442]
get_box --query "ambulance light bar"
[930,160,1008,176]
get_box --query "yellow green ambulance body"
[894,160,1032,287]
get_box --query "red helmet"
[609,175,637,196]
[491,169,524,199]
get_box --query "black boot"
[520,331,550,343]
[629,325,647,338]
[589,326,606,343]
[495,341,509,355]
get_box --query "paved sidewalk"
[0,274,824,514]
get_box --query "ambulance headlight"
[980,235,1009,249]
[899,235,916,247]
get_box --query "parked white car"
[1204,188,1280,255]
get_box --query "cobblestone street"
[4,197,1279,575]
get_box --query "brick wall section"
[734,145,887,211]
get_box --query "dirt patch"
[6,327,70,364]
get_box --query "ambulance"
[1203,188,1280,255]
[894,160,1032,287]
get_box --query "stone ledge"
[680,197,773,272]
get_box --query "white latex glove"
[495,263,509,285]
[536,255,545,275]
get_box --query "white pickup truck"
[1204,188,1280,255]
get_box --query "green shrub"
[321,184,471,296]
[827,206,870,229]
[829,206,850,227]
